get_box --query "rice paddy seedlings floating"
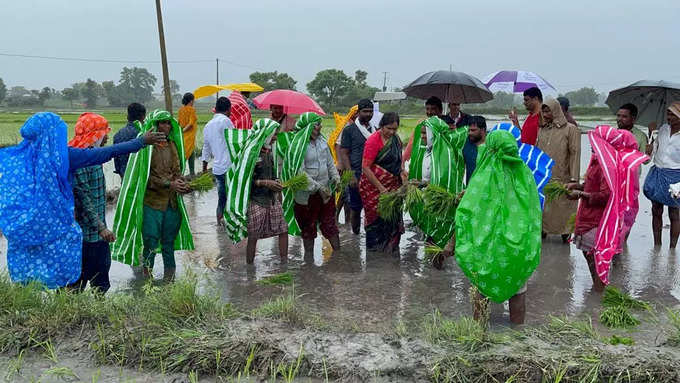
[339,170,353,190]
[188,172,215,193]
[423,184,459,217]
[544,181,570,202]
[377,187,406,222]
[599,306,640,328]
[608,335,634,346]
[257,272,294,286]
[602,286,651,311]
[282,173,309,193]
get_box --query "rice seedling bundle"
[188,172,215,193]
[423,184,459,217]
[378,187,406,222]
[602,286,651,311]
[544,181,570,202]
[599,306,640,328]
[339,170,353,190]
[405,184,424,211]
[283,173,309,194]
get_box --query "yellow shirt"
[178,105,198,159]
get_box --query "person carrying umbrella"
[509,87,543,145]
[643,102,680,248]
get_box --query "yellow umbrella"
[192,83,264,99]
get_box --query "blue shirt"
[112,122,141,177]
[69,137,145,174]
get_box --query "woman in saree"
[360,112,407,253]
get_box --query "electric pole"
[382,72,388,92]
[155,0,172,114]
[216,58,220,98]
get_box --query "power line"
[0,52,264,70]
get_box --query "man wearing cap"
[339,99,377,234]
[643,102,680,248]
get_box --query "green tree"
[38,87,52,106]
[307,69,354,109]
[249,71,297,91]
[82,79,100,108]
[487,91,517,109]
[564,87,600,106]
[62,87,80,108]
[354,70,368,86]
[8,86,31,98]
[118,67,157,104]
[0,78,6,104]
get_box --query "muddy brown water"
[1,118,678,336]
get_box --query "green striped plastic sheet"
[275,112,320,236]
[408,116,467,248]
[223,119,279,243]
[454,130,541,303]
[111,110,194,265]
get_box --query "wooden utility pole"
[155,0,172,113]
[216,58,220,98]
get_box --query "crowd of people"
[1,86,679,325]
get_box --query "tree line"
[0,69,603,111]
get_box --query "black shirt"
[440,112,471,128]
[340,122,374,175]
[251,151,275,206]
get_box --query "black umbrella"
[605,80,680,126]
[403,70,493,103]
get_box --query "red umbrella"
[253,89,325,115]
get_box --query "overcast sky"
[1,0,678,95]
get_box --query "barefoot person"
[201,97,235,227]
[222,119,288,264]
[280,113,340,254]
[537,98,581,243]
[360,112,406,254]
[569,126,648,290]
[455,129,543,324]
[339,99,377,234]
[643,102,680,248]
[111,110,195,282]
[0,112,165,289]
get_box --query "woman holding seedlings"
[111,110,195,282]
[278,112,340,254]
[360,112,407,254]
[222,119,288,264]
[569,125,648,290]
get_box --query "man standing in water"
[339,99,376,234]
[643,102,680,248]
[113,103,146,180]
[617,103,648,154]
[509,87,543,145]
[202,97,235,228]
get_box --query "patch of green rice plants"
[422,310,499,352]
[602,286,651,311]
[545,315,599,341]
[404,183,424,211]
[599,306,640,329]
[257,272,294,286]
[665,308,680,346]
[608,335,634,346]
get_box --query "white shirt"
[200,113,235,175]
[653,123,680,169]
[295,137,339,205]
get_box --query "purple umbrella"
[483,70,557,96]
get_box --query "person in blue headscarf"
[0,112,165,289]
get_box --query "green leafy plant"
[282,173,309,193]
[188,172,215,193]
[377,187,406,222]
[423,184,459,217]
[544,181,569,202]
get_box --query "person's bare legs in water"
[652,202,680,248]
[247,233,288,264]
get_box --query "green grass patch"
[608,334,634,346]
[257,272,294,286]
[422,310,504,352]
[599,306,640,328]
